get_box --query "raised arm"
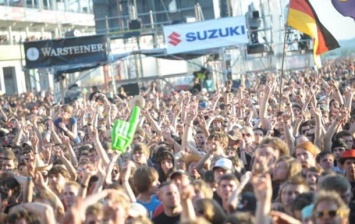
[121,161,136,203]
[181,107,199,155]
[323,110,346,151]
[61,134,78,167]
[54,145,77,181]
[227,171,251,213]
[90,127,110,166]
[252,157,272,224]
[180,185,197,223]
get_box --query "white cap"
[129,203,148,218]
[213,158,233,171]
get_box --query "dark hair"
[219,174,239,185]
[133,166,159,193]
[331,139,349,151]
[316,151,334,164]
[291,192,314,211]
[334,130,353,142]
[223,211,255,224]
[48,165,70,179]
[298,120,314,135]
[157,150,174,165]
[0,173,21,199]
[335,130,353,140]
[158,180,174,190]
[6,209,40,224]
[252,127,265,136]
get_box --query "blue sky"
[310,0,355,40]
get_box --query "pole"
[137,36,144,87]
[107,37,117,95]
[59,77,65,104]
[279,25,288,109]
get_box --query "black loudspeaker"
[121,83,139,96]
[247,44,266,54]
[128,20,142,30]
[252,11,260,19]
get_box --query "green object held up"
[111,106,140,153]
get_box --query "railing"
[94,6,199,35]
[0,0,92,14]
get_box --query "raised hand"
[53,145,64,158]
[47,120,55,132]
[41,145,51,164]
[25,152,36,177]
[96,159,106,178]
[162,128,172,141]
[344,86,353,98]
[32,171,48,190]
[179,184,195,201]
[270,211,302,224]
[186,108,198,123]
[58,122,66,130]
[30,135,39,150]
[60,133,70,145]
[251,170,272,202]
[31,115,38,128]
[122,160,135,182]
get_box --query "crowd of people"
[0,57,354,224]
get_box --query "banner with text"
[163,16,248,54]
[24,35,107,69]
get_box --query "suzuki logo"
[168,32,181,46]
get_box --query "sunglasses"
[242,133,252,137]
[315,210,340,218]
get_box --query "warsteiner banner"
[24,35,107,69]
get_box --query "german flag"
[288,0,340,67]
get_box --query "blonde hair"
[192,180,213,199]
[208,132,229,149]
[313,190,350,220]
[61,104,73,114]
[64,181,80,189]
[276,156,302,179]
[194,198,227,224]
[259,137,290,156]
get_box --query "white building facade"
[0,1,95,94]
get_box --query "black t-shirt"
[349,201,355,224]
[152,212,180,224]
[213,190,223,208]
[350,181,355,201]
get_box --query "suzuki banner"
[24,35,107,69]
[163,16,248,54]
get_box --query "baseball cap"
[129,203,148,218]
[169,169,189,180]
[213,158,233,171]
[339,150,355,163]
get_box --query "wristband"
[27,177,32,181]
[80,183,87,188]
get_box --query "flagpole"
[279,6,289,110]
